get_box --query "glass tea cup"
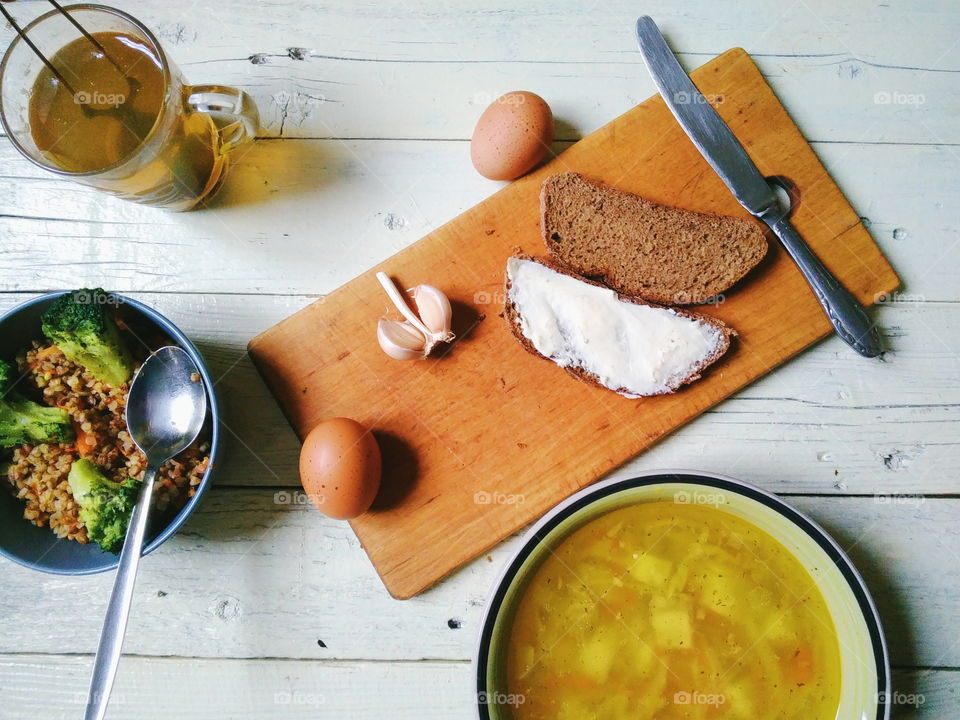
[0,4,259,211]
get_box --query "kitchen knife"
[635,16,882,358]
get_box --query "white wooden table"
[1,1,958,717]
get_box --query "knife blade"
[634,16,882,358]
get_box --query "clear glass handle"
[186,84,259,153]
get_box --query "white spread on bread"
[506,257,724,397]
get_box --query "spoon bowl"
[126,345,208,460]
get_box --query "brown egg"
[299,418,381,520]
[471,91,554,181]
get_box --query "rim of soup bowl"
[473,469,891,720]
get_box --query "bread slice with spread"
[504,255,735,398]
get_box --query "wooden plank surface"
[0,140,954,300]
[0,0,955,716]
[248,48,899,598]
[0,492,956,667]
[0,655,952,720]
[0,293,956,496]
[0,654,951,720]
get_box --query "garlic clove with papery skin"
[409,285,455,342]
[377,319,427,360]
[375,272,456,359]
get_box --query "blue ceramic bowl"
[0,292,219,574]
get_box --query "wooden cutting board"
[248,48,899,599]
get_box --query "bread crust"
[540,172,768,305]
[503,255,736,397]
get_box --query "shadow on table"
[167,338,304,547]
[199,139,332,212]
[197,339,302,488]
[805,512,919,677]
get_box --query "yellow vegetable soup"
[502,501,841,719]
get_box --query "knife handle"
[765,216,883,358]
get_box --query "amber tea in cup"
[0,5,259,211]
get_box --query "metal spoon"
[83,346,208,720]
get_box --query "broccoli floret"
[67,458,141,553]
[0,359,73,449]
[40,289,134,388]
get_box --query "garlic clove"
[376,272,433,338]
[375,272,457,359]
[377,319,426,360]
[410,285,455,342]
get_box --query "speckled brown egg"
[299,418,381,520]
[471,91,554,181]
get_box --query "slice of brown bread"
[503,255,736,397]
[540,172,768,305]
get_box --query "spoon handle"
[83,463,160,720]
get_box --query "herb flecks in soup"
[504,501,841,719]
